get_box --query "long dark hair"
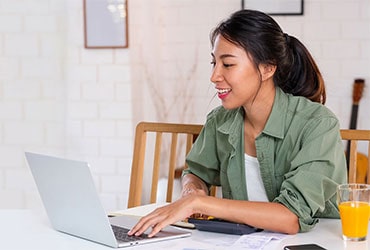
[210,9,326,104]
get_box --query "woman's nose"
[210,67,222,84]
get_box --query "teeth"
[217,88,231,94]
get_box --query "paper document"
[231,232,288,249]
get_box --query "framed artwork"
[83,0,129,48]
[242,0,304,16]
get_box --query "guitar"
[346,78,368,183]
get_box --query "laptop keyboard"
[111,225,149,242]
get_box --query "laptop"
[25,152,191,248]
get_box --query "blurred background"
[0,0,369,212]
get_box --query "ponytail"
[276,35,326,104]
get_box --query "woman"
[129,9,347,237]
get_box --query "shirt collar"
[217,87,288,140]
[262,87,288,139]
[218,107,244,135]
[217,107,244,150]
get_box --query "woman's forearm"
[193,195,299,234]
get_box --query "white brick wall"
[0,0,369,212]
[0,0,133,212]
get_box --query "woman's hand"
[128,195,200,237]
[128,174,210,237]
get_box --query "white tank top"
[244,153,269,202]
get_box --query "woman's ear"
[259,64,277,82]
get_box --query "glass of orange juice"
[337,183,370,241]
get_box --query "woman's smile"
[216,88,232,99]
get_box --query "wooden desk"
[1,208,369,249]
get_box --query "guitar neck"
[346,78,365,171]
[349,104,359,129]
[346,104,359,168]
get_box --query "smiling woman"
[127,9,346,238]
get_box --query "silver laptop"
[25,152,191,248]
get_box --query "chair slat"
[348,140,358,183]
[166,133,178,202]
[128,124,148,207]
[128,122,203,208]
[150,132,163,203]
[367,145,370,182]
[340,129,370,184]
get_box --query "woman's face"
[210,35,264,110]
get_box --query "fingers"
[148,220,166,237]
[128,213,158,237]
[128,199,194,237]
[128,207,174,237]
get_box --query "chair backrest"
[128,125,370,207]
[340,129,370,184]
[128,122,203,208]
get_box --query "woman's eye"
[210,61,234,68]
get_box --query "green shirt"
[184,88,347,232]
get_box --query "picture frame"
[83,0,129,49]
[242,0,304,16]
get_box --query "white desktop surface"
[1,206,369,250]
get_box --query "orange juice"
[339,201,370,238]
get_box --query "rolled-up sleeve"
[273,117,347,232]
[184,113,221,187]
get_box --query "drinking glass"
[337,183,370,241]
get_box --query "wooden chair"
[127,122,203,208]
[340,129,370,184]
[127,124,370,208]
